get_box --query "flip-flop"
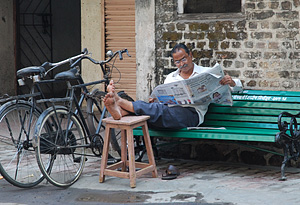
[162,165,180,180]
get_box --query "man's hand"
[148,97,156,103]
[219,75,236,87]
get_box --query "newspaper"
[151,63,233,106]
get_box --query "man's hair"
[171,43,190,57]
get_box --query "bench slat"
[212,101,300,110]
[202,121,278,129]
[208,107,299,116]
[235,90,300,97]
[205,114,278,123]
[133,127,276,142]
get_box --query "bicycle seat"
[54,68,79,80]
[17,66,46,78]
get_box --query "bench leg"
[280,144,289,181]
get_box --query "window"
[184,0,241,13]
[177,0,244,20]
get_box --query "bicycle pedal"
[74,157,88,163]
[107,158,119,165]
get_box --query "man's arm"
[219,75,243,92]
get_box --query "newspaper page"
[151,63,233,106]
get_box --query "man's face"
[172,48,193,74]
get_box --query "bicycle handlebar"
[80,48,130,66]
[44,48,89,76]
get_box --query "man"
[104,43,242,129]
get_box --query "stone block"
[176,23,186,31]
[223,60,233,68]
[196,42,206,49]
[237,20,246,30]
[249,21,258,29]
[232,42,241,48]
[289,52,300,59]
[257,2,266,9]
[259,80,269,87]
[244,41,254,48]
[269,2,279,9]
[276,30,299,39]
[247,80,256,87]
[240,51,261,59]
[276,11,299,19]
[215,51,237,59]
[251,11,275,20]
[243,70,263,78]
[272,22,286,29]
[248,61,258,68]
[270,81,280,87]
[224,70,240,77]
[279,71,290,78]
[162,32,182,41]
[209,41,218,49]
[294,0,300,7]
[281,1,292,10]
[235,61,245,68]
[264,52,287,59]
[282,81,294,88]
[221,41,230,49]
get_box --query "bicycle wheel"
[86,89,120,159]
[0,100,44,188]
[86,90,136,159]
[35,106,86,188]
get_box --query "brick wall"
[155,0,300,91]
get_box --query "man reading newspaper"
[104,43,242,129]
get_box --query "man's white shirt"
[164,63,243,126]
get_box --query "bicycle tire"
[85,90,143,160]
[0,100,44,188]
[34,106,86,188]
[86,89,120,159]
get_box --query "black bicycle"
[0,50,88,188]
[33,49,134,187]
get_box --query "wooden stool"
[99,115,158,188]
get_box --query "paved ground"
[1,156,300,205]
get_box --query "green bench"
[133,89,300,180]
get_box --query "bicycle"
[0,50,88,188]
[33,48,133,187]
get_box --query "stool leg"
[99,125,111,183]
[142,123,158,178]
[121,129,127,172]
[127,128,136,188]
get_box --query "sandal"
[162,165,180,180]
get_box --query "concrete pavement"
[1,155,300,204]
[73,157,300,204]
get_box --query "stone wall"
[154,0,300,166]
[155,0,300,91]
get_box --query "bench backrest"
[202,90,300,130]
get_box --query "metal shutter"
[104,0,136,100]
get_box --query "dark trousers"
[132,100,199,130]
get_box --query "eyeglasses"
[174,57,188,65]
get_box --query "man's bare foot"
[107,80,116,93]
[103,92,122,120]
[107,80,121,101]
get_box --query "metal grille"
[17,0,52,69]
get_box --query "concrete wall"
[0,0,15,96]
[81,0,104,92]
[155,0,300,91]
[135,0,156,101]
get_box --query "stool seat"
[99,115,157,188]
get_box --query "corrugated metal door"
[104,0,136,100]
